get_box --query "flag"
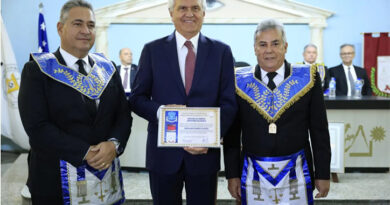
[38,3,49,53]
[364,33,390,97]
[1,15,30,149]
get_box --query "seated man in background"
[328,44,372,96]
[303,43,329,91]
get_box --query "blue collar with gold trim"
[31,52,116,100]
[235,64,315,122]
[315,63,326,82]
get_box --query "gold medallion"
[269,123,277,134]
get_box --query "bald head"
[119,48,133,66]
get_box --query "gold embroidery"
[76,180,90,204]
[94,181,109,202]
[289,179,300,200]
[111,171,118,194]
[31,53,115,100]
[268,164,279,171]
[236,65,316,123]
[252,180,264,201]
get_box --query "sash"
[31,52,116,100]
[315,63,326,82]
[60,158,125,205]
[241,150,313,205]
[235,65,315,123]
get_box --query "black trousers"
[31,194,63,205]
[149,167,218,205]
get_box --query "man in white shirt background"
[328,44,372,96]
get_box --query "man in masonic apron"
[18,0,132,204]
[223,19,331,205]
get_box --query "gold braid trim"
[235,65,317,123]
[32,53,114,99]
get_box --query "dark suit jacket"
[328,64,372,96]
[129,32,237,175]
[18,49,132,196]
[223,62,331,184]
[117,64,139,90]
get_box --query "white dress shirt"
[342,64,357,96]
[260,63,286,87]
[175,30,199,86]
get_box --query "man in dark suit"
[129,0,237,204]
[117,47,139,97]
[303,43,330,92]
[328,44,372,96]
[224,19,331,204]
[18,0,132,204]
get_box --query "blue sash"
[235,65,315,123]
[60,158,125,205]
[315,63,326,82]
[241,150,313,205]
[31,52,115,100]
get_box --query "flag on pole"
[363,33,390,97]
[38,3,49,53]
[1,15,30,149]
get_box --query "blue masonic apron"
[235,65,316,205]
[31,53,125,205]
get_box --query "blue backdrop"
[2,0,390,70]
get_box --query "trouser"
[149,166,218,205]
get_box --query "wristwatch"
[108,139,121,154]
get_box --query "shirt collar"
[304,61,313,65]
[59,47,89,67]
[175,30,199,53]
[260,63,285,80]
[121,64,131,69]
[342,64,354,70]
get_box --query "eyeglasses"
[340,52,354,56]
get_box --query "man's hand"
[86,141,117,170]
[315,179,330,198]
[228,178,241,201]
[184,147,208,155]
[84,146,98,161]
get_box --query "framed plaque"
[329,122,345,173]
[157,107,220,147]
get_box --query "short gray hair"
[304,43,317,52]
[168,0,206,12]
[254,19,286,44]
[340,44,355,51]
[59,0,94,23]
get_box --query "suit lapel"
[164,32,186,96]
[53,49,66,65]
[338,64,348,88]
[190,33,210,94]
[284,61,291,78]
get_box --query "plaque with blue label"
[157,107,220,147]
